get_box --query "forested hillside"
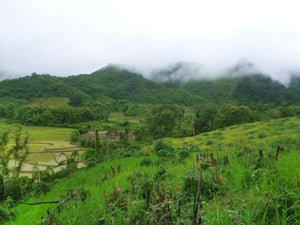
[63,66,204,105]
[1,65,300,108]
[0,74,90,103]
[183,74,300,105]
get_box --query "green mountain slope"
[182,74,300,105]
[183,76,242,104]
[0,66,204,106]
[1,66,300,107]
[232,74,299,104]
[0,74,90,103]
[63,66,204,105]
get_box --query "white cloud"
[1,0,300,80]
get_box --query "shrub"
[70,130,79,143]
[0,203,16,224]
[177,147,191,161]
[140,158,153,167]
[82,148,102,168]
[5,177,23,200]
[153,141,175,158]
[182,169,219,201]
[32,181,50,197]
[78,126,89,134]
[124,143,141,157]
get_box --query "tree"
[68,93,83,107]
[10,125,29,176]
[104,126,117,157]
[194,105,218,134]
[145,104,184,138]
[5,103,15,119]
[218,104,258,127]
[119,120,129,145]
[0,125,29,200]
[0,104,5,118]
[64,151,79,177]
[133,126,148,142]
[0,132,10,179]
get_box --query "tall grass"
[4,116,300,224]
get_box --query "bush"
[32,181,50,197]
[177,147,191,161]
[124,143,141,157]
[153,141,175,158]
[0,203,16,224]
[78,126,89,134]
[70,130,79,143]
[140,158,153,167]
[182,170,219,201]
[82,148,102,168]
[5,177,22,200]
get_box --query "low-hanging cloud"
[1,0,300,84]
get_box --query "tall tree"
[11,125,29,176]
[145,104,184,138]
[194,105,218,134]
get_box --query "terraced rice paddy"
[0,123,85,176]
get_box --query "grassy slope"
[6,116,300,224]
[163,117,300,151]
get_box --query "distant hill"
[182,74,300,105]
[232,74,299,104]
[150,60,300,105]
[289,74,300,92]
[0,64,300,107]
[0,74,90,104]
[0,66,204,106]
[63,66,204,105]
[182,76,242,104]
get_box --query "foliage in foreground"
[2,117,300,225]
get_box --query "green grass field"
[5,116,300,224]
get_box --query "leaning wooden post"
[192,164,203,225]
[103,190,107,202]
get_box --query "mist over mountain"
[1,63,300,107]
[289,73,300,93]
[146,59,286,87]
[228,59,261,76]
[0,70,8,81]
[149,62,205,87]
[2,59,300,88]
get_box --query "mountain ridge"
[0,64,300,107]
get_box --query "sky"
[1,0,300,83]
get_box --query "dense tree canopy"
[194,105,218,134]
[145,104,184,138]
[194,104,259,134]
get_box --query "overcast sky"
[1,0,300,82]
